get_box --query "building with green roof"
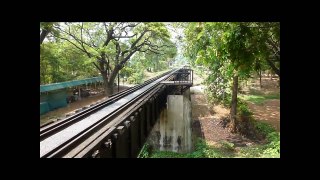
[40,77,103,115]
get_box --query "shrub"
[220,141,235,151]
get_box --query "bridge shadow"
[192,119,205,139]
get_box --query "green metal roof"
[40,77,103,93]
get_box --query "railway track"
[40,68,180,158]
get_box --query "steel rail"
[40,69,179,158]
[40,69,174,141]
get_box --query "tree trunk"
[230,75,239,133]
[101,72,111,96]
[117,72,120,92]
[101,74,113,96]
[259,69,262,89]
[40,29,49,44]
[265,58,280,77]
[99,66,120,96]
[105,82,113,95]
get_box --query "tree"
[140,39,177,72]
[40,22,60,44]
[52,22,171,95]
[241,22,280,77]
[184,22,280,132]
[40,40,100,84]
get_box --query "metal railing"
[172,68,193,85]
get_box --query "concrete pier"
[147,89,192,153]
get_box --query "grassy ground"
[139,126,280,158]
[239,93,280,105]
[239,76,280,131]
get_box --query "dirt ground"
[245,76,280,132]
[191,72,280,149]
[247,100,280,131]
[40,85,130,125]
[191,73,259,148]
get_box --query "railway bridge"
[40,66,193,158]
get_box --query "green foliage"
[120,66,134,78]
[122,58,146,84]
[236,97,279,158]
[140,97,279,158]
[150,151,188,158]
[148,139,233,158]
[40,41,99,84]
[127,70,144,84]
[137,143,151,158]
[238,146,263,158]
[184,23,249,106]
[236,94,280,158]
[237,99,253,116]
[42,22,177,87]
[142,134,279,158]
[252,121,280,157]
[184,22,280,107]
[262,132,280,157]
[237,136,279,158]
[238,144,279,158]
[254,121,276,138]
[40,22,60,40]
[138,39,177,73]
[266,131,280,143]
[220,141,235,151]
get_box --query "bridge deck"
[40,70,178,157]
[160,81,193,86]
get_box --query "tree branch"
[113,41,121,63]
[114,34,136,39]
[79,23,91,56]
[56,36,93,58]
[105,53,110,62]
[266,38,280,53]
[265,58,280,77]
[83,28,97,47]
[55,25,96,50]
[40,29,49,44]
[103,22,114,47]
[130,29,149,48]
[138,47,163,55]
[120,22,140,30]
[121,48,139,65]
[92,62,103,72]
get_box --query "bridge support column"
[147,89,193,153]
[145,101,151,133]
[113,125,130,158]
[139,107,146,145]
[151,98,156,125]
[127,114,140,158]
